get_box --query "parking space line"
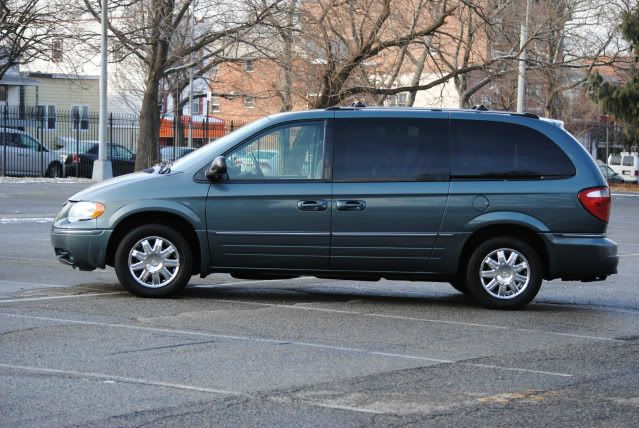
[197,297,621,342]
[0,312,573,377]
[0,363,237,395]
[0,292,126,303]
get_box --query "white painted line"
[618,252,639,257]
[612,192,639,197]
[0,312,573,377]
[0,363,236,395]
[0,292,126,303]
[466,363,573,378]
[0,279,68,288]
[0,217,54,224]
[201,298,620,342]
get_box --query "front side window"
[19,134,42,151]
[333,118,449,182]
[451,120,576,179]
[227,121,325,180]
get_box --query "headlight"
[67,201,105,223]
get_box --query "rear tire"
[465,236,542,309]
[46,162,63,178]
[114,224,192,297]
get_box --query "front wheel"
[114,224,192,297]
[465,237,542,309]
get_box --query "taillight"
[578,187,611,222]
[71,153,80,163]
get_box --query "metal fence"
[0,105,249,178]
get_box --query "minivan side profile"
[51,108,618,309]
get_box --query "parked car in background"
[63,143,135,178]
[608,152,639,183]
[229,149,280,176]
[598,164,624,184]
[0,128,64,177]
[160,146,195,163]
[51,107,618,309]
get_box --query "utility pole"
[92,0,112,181]
[187,0,195,149]
[516,0,532,113]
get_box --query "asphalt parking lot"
[1,180,638,427]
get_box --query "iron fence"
[0,105,249,178]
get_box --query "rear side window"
[333,118,449,181]
[622,156,635,167]
[609,154,621,166]
[451,120,575,179]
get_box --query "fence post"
[2,105,6,177]
[75,110,80,178]
[109,112,113,162]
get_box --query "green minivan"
[51,108,618,309]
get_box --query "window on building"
[0,85,7,103]
[210,95,220,112]
[450,120,576,179]
[243,95,255,108]
[333,118,449,182]
[210,64,219,80]
[244,60,255,72]
[52,38,63,63]
[384,92,409,107]
[71,105,89,130]
[191,96,202,115]
[36,105,56,130]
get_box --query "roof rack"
[324,105,539,119]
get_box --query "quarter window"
[227,121,325,180]
[333,118,449,182]
[450,120,575,178]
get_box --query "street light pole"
[187,1,195,149]
[92,0,112,181]
[516,0,532,113]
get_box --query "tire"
[465,236,542,309]
[449,278,468,294]
[46,162,63,178]
[114,224,192,297]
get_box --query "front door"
[330,113,450,272]
[207,120,331,270]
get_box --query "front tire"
[465,236,542,309]
[114,224,192,297]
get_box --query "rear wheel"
[465,236,542,309]
[46,162,63,178]
[114,224,192,297]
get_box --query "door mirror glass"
[206,156,227,181]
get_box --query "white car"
[0,128,64,177]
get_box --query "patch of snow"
[0,177,94,184]
[0,217,54,224]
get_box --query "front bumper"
[51,227,112,270]
[542,233,618,281]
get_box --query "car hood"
[69,170,168,201]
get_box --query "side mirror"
[206,156,227,181]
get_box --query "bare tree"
[77,0,281,170]
[0,0,59,79]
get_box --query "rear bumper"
[542,233,618,281]
[51,227,112,270]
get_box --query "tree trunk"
[135,79,161,170]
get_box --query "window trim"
[37,104,57,130]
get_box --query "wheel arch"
[105,210,204,275]
[457,223,550,280]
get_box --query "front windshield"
[170,117,271,172]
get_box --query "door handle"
[336,200,367,211]
[297,200,328,211]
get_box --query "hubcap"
[479,248,530,299]
[128,236,180,288]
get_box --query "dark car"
[51,107,618,309]
[64,143,136,178]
